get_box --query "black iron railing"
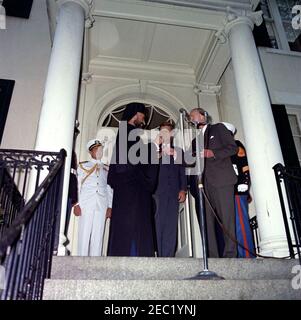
[0,149,66,300]
[0,168,25,236]
[273,163,301,264]
[0,149,65,231]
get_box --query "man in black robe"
[107,102,158,257]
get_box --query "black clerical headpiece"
[121,102,146,121]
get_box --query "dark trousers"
[53,198,72,251]
[204,180,237,258]
[154,194,179,257]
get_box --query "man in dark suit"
[154,120,187,257]
[188,108,238,258]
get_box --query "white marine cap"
[86,139,102,151]
[221,122,236,135]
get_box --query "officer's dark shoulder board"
[78,161,89,169]
[103,164,110,171]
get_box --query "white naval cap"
[86,139,102,151]
[221,122,236,135]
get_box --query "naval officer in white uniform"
[74,139,113,256]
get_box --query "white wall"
[0,0,51,150]
[258,47,301,107]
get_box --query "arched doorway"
[69,98,202,257]
[96,103,174,165]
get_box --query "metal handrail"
[0,150,66,258]
[0,167,25,235]
[0,149,66,300]
[273,163,301,264]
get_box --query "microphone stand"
[187,120,224,280]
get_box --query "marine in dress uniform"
[75,139,113,256]
[222,122,255,258]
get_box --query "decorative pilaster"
[194,83,221,96]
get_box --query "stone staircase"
[43,257,301,300]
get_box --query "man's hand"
[163,146,176,157]
[201,149,215,158]
[73,204,81,216]
[178,191,187,203]
[154,134,163,146]
[106,208,112,219]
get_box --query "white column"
[224,12,289,257]
[35,0,93,255]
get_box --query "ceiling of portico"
[87,0,250,86]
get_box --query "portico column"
[34,0,94,255]
[223,11,289,257]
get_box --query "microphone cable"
[200,185,300,260]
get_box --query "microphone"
[179,108,198,126]
[179,108,188,115]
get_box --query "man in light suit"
[188,108,238,258]
[74,139,113,256]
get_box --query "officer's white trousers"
[77,195,107,256]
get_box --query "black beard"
[134,120,145,128]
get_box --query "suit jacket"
[68,150,78,205]
[189,123,238,188]
[155,147,187,196]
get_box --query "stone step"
[43,279,301,300]
[50,256,298,280]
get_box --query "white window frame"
[266,0,291,51]
[286,105,301,166]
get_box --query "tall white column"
[35,0,93,255]
[224,11,289,257]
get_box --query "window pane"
[288,114,301,163]
[276,0,301,43]
[293,136,301,161]
[288,114,301,136]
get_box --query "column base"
[57,244,68,256]
[259,235,290,258]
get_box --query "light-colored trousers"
[77,195,107,256]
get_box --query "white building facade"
[1,0,301,258]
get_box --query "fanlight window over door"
[102,104,172,130]
[98,104,174,164]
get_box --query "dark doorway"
[271,104,300,168]
[2,0,33,19]
[0,79,15,145]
